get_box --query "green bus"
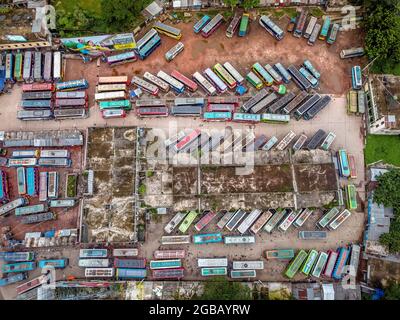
[178,211,198,233]
[14,53,23,82]
[284,249,308,279]
[246,71,263,89]
[98,100,132,110]
[346,184,357,210]
[201,267,227,276]
[301,249,319,275]
[239,13,250,37]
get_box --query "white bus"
[197,258,228,268]
[164,212,187,234]
[94,91,126,101]
[53,51,62,81]
[161,235,191,245]
[278,209,301,232]
[276,131,296,151]
[223,62,244,84]
[237,209,262,234]
[78,259,109,268]
[293,208,313,228]
[165,42,184,62]
[143,72,170,92]
[40,150,69,158]
[304,16,318,38]
[157,70,185,94]
[113,248,139,257]
[97,84,127,92]
[131,76,159,95]
[39,172,48,202]
[224,235,255,244]
[47,172,58,199]
[232,261,264,270]
[250,210,274,233]
[98,76,128,84]
[192,71,217,96]
[204,68,227,93]
[328,209,352,230]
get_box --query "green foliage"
[196,277,252,300]
[242,0,260,10]
[379,215,400,254]
[0,7,12,14]
[309,7,324,18]
[66,175,77,198]
[365,135,400,166]
[383,281,400,300]
[223,0,239,11]
[146,170,154,178]
[373,170,400,209]
[138,184,147,195]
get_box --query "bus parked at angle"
[16,275,46,295]
[194,15,211,33]
[294,9,308,37]
[47,172,58,199]
[136,29,161,60]
[262,136,278,151]
[114,258,146,269]
[332,247,350,280]
[99,100,132,111]
[22,91,52,100]
[225,209,246,231]
[164,212,187,234]
[259,15,284,40]
[161,235,191,245]
[17,110,53,121]
[0,273,27,287]
[323,250,339,277]
[346,184,357,210]
[308,23,321,46]
[293,208,313,228]
[15,204,47,216]
[338,149,350,177]
[178,210,198,233]
[38,259,68,269]
[252,62,274,86]
[223,62,244,84]
[192,71,217,95]
[311,252,328,278]
[203,111,232,121]
[2,252,35,262]
[49,199,76,208]
[320,132,336,151]
[299,231,327,240]
[246,71,263,89]
[204,68,227,93]
[348,154,357,179]
[340,47,365,59]
[175,129,201,151]
[327,23,340,44]
[278,209,301,232]
[102,109,126,119]
[216,211,234,229]
[14,52,23,82]
[237,209,262,234]
[231,270,256,279]
[250,210,273,233]
[2,261,36,273]
[137,107,168,117]
[263,209,287,233]
[201,13,224,38]
[98,76,129,85]
[85,268,114,278]
[8,158,37,167]
[302,249,319,275]
[5,53,14,82]
[194,211,218,231]
[16,167,26,195]
[239,13,250,37]
[154,250,185,260]
[56,79,88,91]
[37,158,71,167]
[303,60,321,79]
[53,51,62,81]
[284,249,308,279]
[294,94,321,120]
[201,267,227,276]
[43,51,52,82]
[299,67,319,88]
[21,99,52,109]
[351,66,362,90]
[193,233,223,244]
[264,64,282,84]
[276,131,296,151]
[106,51,137,66]
[157,70,185,94]
[319,16,331,41]
[154,21,182,40]
[213,63,237,89]
[242,89,268,112]
[116,268,146,279]
[80,249,108,258]
[113,249,139,257]
[288,65,311,91]
[23,51,33,83]
[304,95,332,120]
[233,261,264,270]
[328,209,352,230]
[304,16,317,38]
[251,93,279,114]
[22,83,54,92]
[265,249,295,260]
[131,76,159,96]
[198,258,228,268]
[97,83,127,92]
[149,259,181,270]
[317,207,340,229]
[292,134,308,151]
[143,72,170,92]
[165,42,184,62]
[171,70,198,92]
[274,63,291,84]
[226,12,241,38]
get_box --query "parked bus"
[250,210,273,233]
[161,235,191,245]
[152,268,184,279]
[142,72,170,92]
[2,262,36,273]
[0,273,27,287]
[347,90,358,114]
[178,210,198,233]
[17,167,26,195]
[303,60,320,80]
[231,270,256,279]
[319,16,331,41]
[85,268,114,278]
[8,158,37,167]
[204,68,227,93]
[347,244,361,278]
[276,131,296,151]
[137,31,161,60]
[114,258,146,269]
[246,71,263,89]
[175,129,201,152]
[233,261,264,270]
[299,231,327,240]
[14,52,23,82]
[137,107,168,117]
[329,209,352,230]
[194,15,211,33]
[223,62,244,84]
[332,247,350,280]
[358,90,366,114]
[338,149,350,177]
[2,252,35,262]
[251,94,279,114]
[294,94,321,120]
[304,95,331,120]
[157,70,185,94]
[21,99,52,109]
[311,252,328,278]
[97,83,127,92]
[193,233,223,244]
[265,249,295,260]
[224,235,255,244]
[47,172,58,199]
[263,209,286,233]
[259,15,284,40]
[22,91,52,100]
[348,154,357,179]
[252,62,274,86]
[165,42,184,62]
[0,171,9,203]
[0,198,27,216]
[113,249,139,257]
[164,212,187,234]
[198,258,228,268]
[301,250,319,275]
[194,211,218,231]
[284,249,308,279]
[287,65,311,91]
[98,76,129,85]
[43,51,52,82]
[237,209,262,234]
[226,12,241,38]
[299,67,319,88]
[23,51,33,82]
[192,71,217,95]
[54,108,86,119]
[38,158,71,167]
[294,208,313,228]
[327,23,340,44]
[116,268,146,279]
[274,63,292,84]
[225,209,246,231]
[262,136,278,151]
[78,259,109,268]
[53,51,62,81]
[323,250,339,277]
[56,79,88,91]
[154,250,185,260]
[55,91,87,99]
[17,110,53,121]
[292,134,308,151]
[149,259,181,270]
[55,99,87,108]
[216,211,235,229]
[171,106,202,116]
[154,21,182,40]
[264,64,282,85]
[317,207,340,229]
[351,66,362,90]
[171,70,198,92]
[203,112,232,121]
[340,47,365,59]
[238,13,250,37]
[201,267,227,276]
[16,275,45,295]
[22,83,53,92]
[38,259,68,269]
[304,16,317,38]
[320,132,336,151]
[106,51,137,66]
[79,249,108,258]
[5,53,14,82]
[95,91,126,101]
[213,63,236,89]
[294,9,308,37]
[15,204,46,216]
[40,150,69,158]
[49,199,75,208]
[131,76,159,96]
[21,212,56,224]
[278,209,301,232]
[201,14,224,38]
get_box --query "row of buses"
[3,51,63,83]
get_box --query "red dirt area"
[64,17,366,100]
[0,146,82,240]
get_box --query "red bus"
[348,154,357,179]
[174,129,201,151]
[136,107,169,117]
[170,70,198,92]
[16,275,45,295]
[207,96,240,106]
[22,83,54,92]
[194,211,218,232]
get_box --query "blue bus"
[299,67,319,88]
[137,29,161,60]
[351,66,362,90]
[56,79,89,91]
[26,167,37,196]
[338,149,350,178]
[203,112,232,121]
[2,262,36,273]
[274,63,291,84]
[0,273,27,287]
[38,259,68,269]
[116,268,147,279]
[194,15,211,33]
[332,247,350,280]
[193,233,223,244]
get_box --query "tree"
[383,281,400,300]
[242,0,260,11]
[379,212,400,253]
[196,277,252,300]
[223,0,239,11]
[373,169,400,209]
[101,0,142,27]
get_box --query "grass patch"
[370,58,400,76]
[272,9,286,19]
[365,135,400,166]
[54,0,102,15]
[282,8,298,19]
[309,7,324,18]
[138,184,147,195]
[66,174,77,198]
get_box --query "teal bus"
[149,259,182,270]
[2,262,36,273]
[246,71,263,89]
[203,112,232,121]
[284,249,308,279]
[38,259,68,269]
[201,267,227,276]
[319,16,331,40]
[193,233,223,244]
[311,252,328,278]
[178,211,198,233]
[301,250,319,275]
[252,63,274,86]
[98,100,132,111]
